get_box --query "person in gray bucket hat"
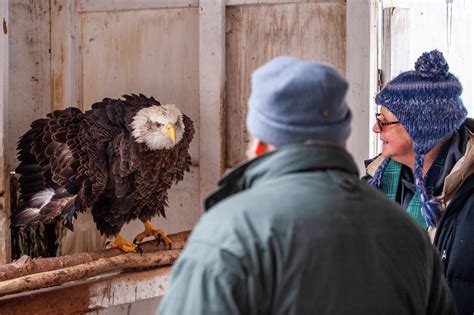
[158,56,454,315]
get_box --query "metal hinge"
[377,69,384,91]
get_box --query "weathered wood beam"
[226,0,344,5]
[0,249,181,297]
[77,0,199,12]
[0,230,190,282]
[0,266,171,313]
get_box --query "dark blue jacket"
[434,120,474,315]
[364,119,474,315]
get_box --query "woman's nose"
[372,122,381,133]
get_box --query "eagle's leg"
[133,221,172,249]
[107,233,142,253]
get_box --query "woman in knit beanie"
[364,49,474,314]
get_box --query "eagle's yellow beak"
[164,123,176,144]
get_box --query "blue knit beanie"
[246,56,351,147]
[370,50,468,227]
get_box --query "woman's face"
[372,106,414,163]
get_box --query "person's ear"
[255,140,269,156]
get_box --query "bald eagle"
[11,94,194,252]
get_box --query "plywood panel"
[225,3,346,167]
[51,0,78,110]
[4,0,52,263]
[80,7,200,162]
[8,0,51,170]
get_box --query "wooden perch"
[0,230,190,282]
[0,249,181,297]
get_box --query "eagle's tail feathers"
[11,188,81,231]
[60,195,80,230]
[157,204,166,218]
[11,208,41,227]
[11,188,54,226]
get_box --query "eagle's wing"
[15,118,50,203]
[87,105,149,236]
[13,103,125,230]
[13,108,83,226]
[70,100,130,211]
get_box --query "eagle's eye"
[155,122,163,127]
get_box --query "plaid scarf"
[379,147,448,229]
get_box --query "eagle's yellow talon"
[159,233,172,249]
[134,221,172,249]
[108,233,140,253]
[133,232,147,244]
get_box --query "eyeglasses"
[375,113,400,130]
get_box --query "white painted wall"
[348,0,474,165]
[381,0,473,116]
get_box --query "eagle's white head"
[130,104,185,150]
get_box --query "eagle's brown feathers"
[12,94,194,236]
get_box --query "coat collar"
[204,144,358,210]
[438,124,474,205]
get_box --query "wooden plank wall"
[1,0,347,262]
[0,0,357,312]
[225,2,346,167]
[3,0,52,264]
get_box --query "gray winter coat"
[158,144,455,315]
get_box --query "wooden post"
[51,0,78,109]
[346,0,379,171]
[199,0,226,202]
[0,0,9,265]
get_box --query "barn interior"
[0,0,472,313]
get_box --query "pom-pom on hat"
[375,50,467,155]
[370,50,468,227]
